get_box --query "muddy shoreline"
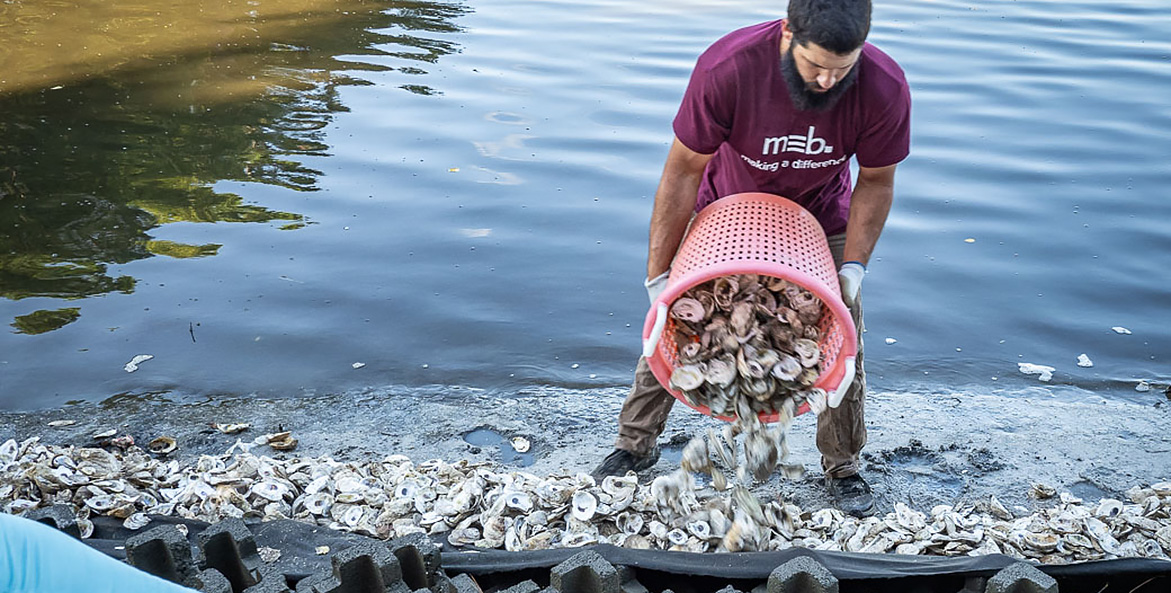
[4,384,1170,516]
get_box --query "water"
[1,0,1168,410]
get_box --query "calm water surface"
[1,0,1168,410]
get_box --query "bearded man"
[592,0,911,517]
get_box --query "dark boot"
[590,446,660,480]
[826,473,876,517]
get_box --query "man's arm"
[843,163,897,266]
[647,138,714,278]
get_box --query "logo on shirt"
[761,126,833,156]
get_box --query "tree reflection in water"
[0,0,470,332]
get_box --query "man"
[592,0,911,517]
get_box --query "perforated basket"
[641,192,858,422]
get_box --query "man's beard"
[780,45,859,112]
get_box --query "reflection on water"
[0,0,470,329]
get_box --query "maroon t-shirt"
[673,20,912,235]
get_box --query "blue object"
[0,513,197,593]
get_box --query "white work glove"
[837,262,865,309]
[645,270,669,304]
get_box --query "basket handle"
[828,356,856,408]
[641,303,669,359]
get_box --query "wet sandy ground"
[3,384,1170,515]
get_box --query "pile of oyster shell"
[667,274,829,421]
[4,437,1171,563]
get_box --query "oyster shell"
[670,365,705,391]
[148,436,177,455]
[571,491,598,522]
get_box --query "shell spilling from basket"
[667,273,829,420]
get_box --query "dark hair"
[787,0,872,54]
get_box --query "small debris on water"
[964,238,976,243]
[1076,354,1093,368]
[47,420,76,427]
[352,362,366,369]
[570,363,580,369]
[123,354,154,373]
[510,436,531,453]
[885,337,897,345]
[1136,380,1151,393]
[315,546,330,555]
[1018,362,1055,382]
[1111,326,1132,335]
[258,547,281,563]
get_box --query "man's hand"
[838,262,865,309]
[645,271,669,304]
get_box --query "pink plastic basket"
[641,192,858,422]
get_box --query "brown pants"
[613,233,867,479]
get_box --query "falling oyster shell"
[148,436,177,455]
[510,436,531,453]
[92,429,117,439]
[744,428,779,482]
[680,436,711,474]
[48,420,76,427]
[711,468,728,491]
